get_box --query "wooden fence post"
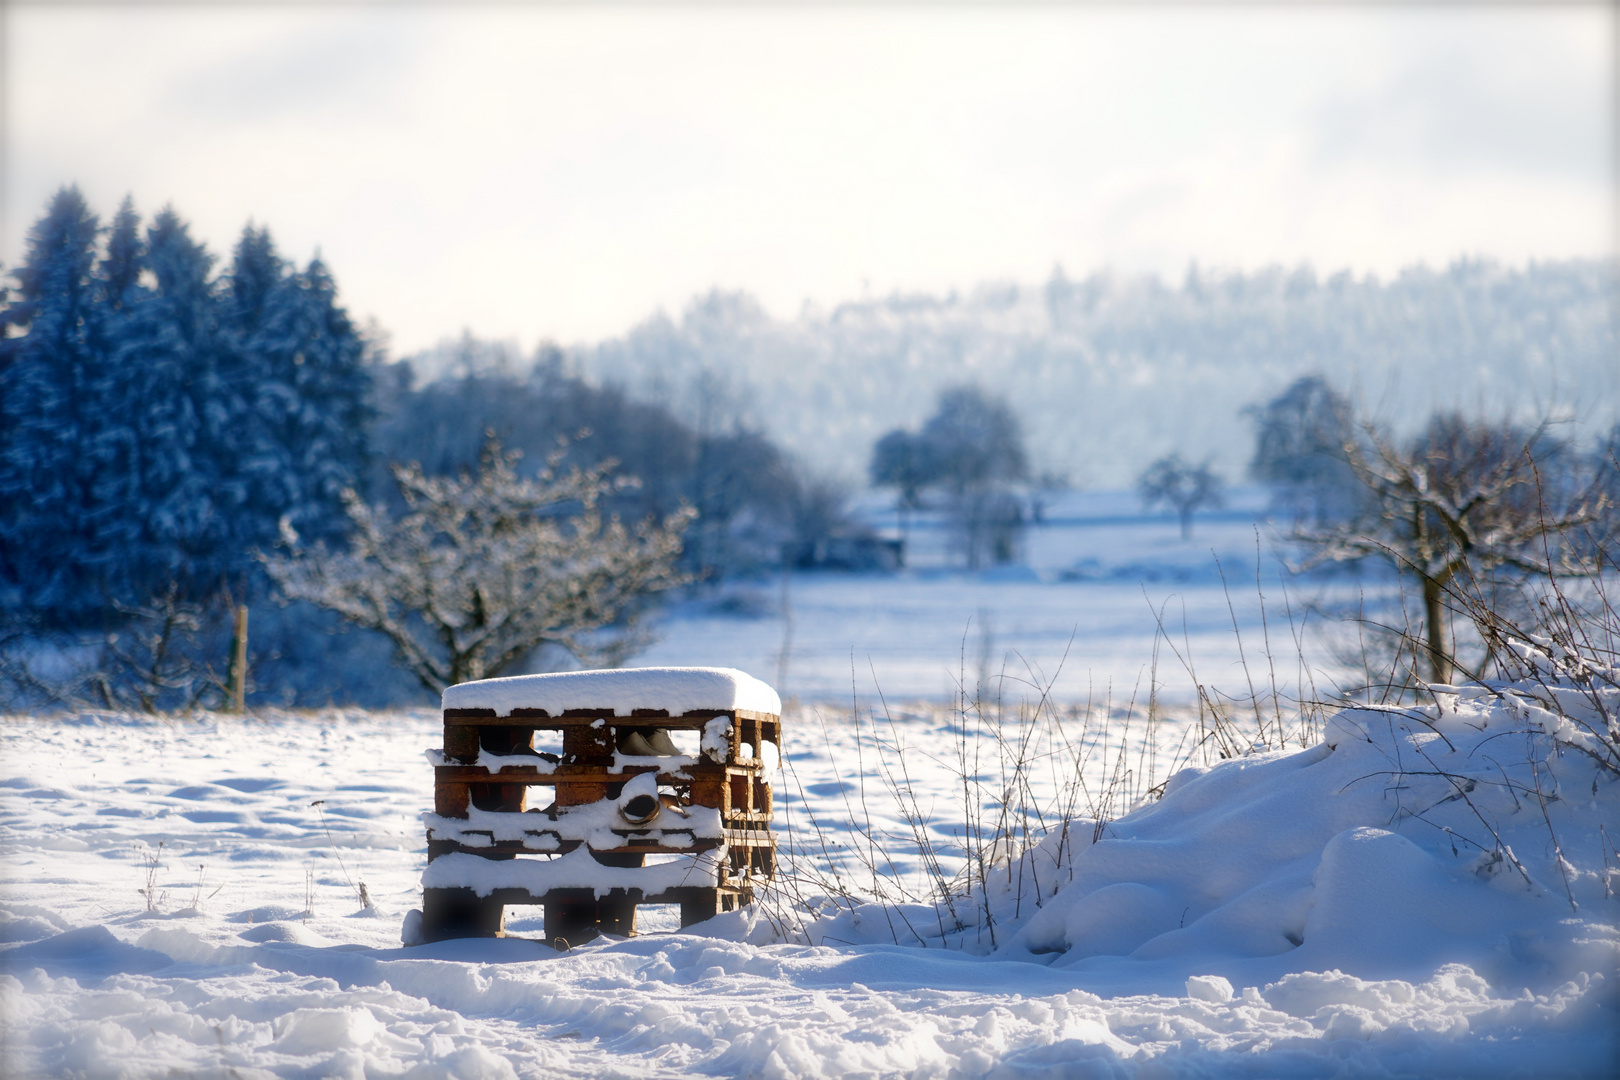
[229,605,249,713]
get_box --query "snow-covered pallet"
[419,667,782,945]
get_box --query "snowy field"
[3,665,1617,1078]
[2,491,1617,1077]
[637,487,1372,707]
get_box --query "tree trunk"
[449,652,483,688]
[229,604,249,712]
[1178,506,1193,541]
[1421,574,1451,684]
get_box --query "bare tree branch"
[1293,413,1614,683]
[261,439,692,693]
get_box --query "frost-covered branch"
[1292,414,1614,683]
[261,440,692,693]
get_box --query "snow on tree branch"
[261,439,693,693]
[1291,413,1615,684]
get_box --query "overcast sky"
[5,3,1614,356]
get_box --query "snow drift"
[806,640,1619,1010]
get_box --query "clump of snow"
[701,716,731,762]
[1186,974,1234,1003]
[423,800,723,849]
[441,667,780,716]
[420,847,724,898]
[424,747,559,773]
[610,751,698,772]
[399,907,424,947]
[473,749,557,773]
[617,771,659,807]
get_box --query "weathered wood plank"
[432,763,767,783]
[443,707,780,728]
[427,837,725,858]
[434,781,470,816]
[422,883,753,909]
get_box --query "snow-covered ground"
[3,491,1616,1077]
[638,487,1373,706]
[3,645,1617,1077]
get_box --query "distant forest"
[568,259,1619,488]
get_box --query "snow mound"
[809,657,1620,1003]
[441,666,781,716]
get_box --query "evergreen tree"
[81,197,151,590]
[0,187,102,615]
[216,227,373,553]
[136,207,232,594]
[2,189,376,668]
[97,197,144,307]
[221,225,300,551]
[256,255,371,546]
[224,225,279,331]
[215,232,368,548]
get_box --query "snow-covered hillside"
[2,638,1616,1078]
[567,260,1619,487]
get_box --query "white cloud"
[5,5,1611,354]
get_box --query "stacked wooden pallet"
[418,667,782,946]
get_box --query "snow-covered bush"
[262,440,693,693]
[1466,596,1620,778]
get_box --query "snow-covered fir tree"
[223,229,370,551]
[0,192,373,625]
[0,187,105,615]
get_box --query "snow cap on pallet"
[441,666,781,716]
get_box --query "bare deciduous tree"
[1137,454,1224,540]
[95,585,212,713]
[262,440,692,694]
[1297,414,1612,684]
